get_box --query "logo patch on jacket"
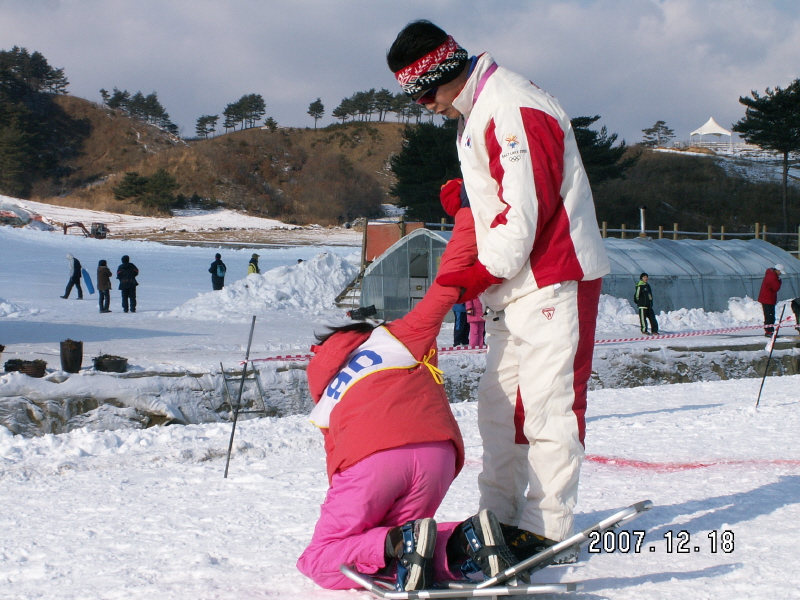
[542,307,555,320]
[501,134,527,161]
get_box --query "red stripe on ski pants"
[297,441,460,589]
[477,279,601,541]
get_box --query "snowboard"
[81,268,95,294]
[340,499,653,599]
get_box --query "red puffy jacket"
[758,268,781,305]
[306,209,478,482]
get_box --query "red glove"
[436,261,503,303]
[440,178,464,217]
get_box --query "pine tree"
[733,79,800,232]
[307,98,324,129]
[641,121,675,147]
[195,114,218,138]
[374,88,393,121]
[572,116,638,189]
[389,120,461,222]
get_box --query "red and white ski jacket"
[306,209,476,482]
[452,53,610,310]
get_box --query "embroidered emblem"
[505,134,519,148]
[464,135,472,148]
[542,307,555,320]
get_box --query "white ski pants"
[477,279,601,541]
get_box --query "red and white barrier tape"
[249,319,795,364]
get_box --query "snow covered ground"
[2,199,800,598]
[2,377,799,599]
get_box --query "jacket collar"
[452,52,497,120]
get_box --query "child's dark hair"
[315,321,381,345]
[387,20,449,73]
[98,259,107,266]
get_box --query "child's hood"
[307,329,373,403]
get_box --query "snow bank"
[0,297,38,318]
[596,294,792,334]
[166,252,358,321]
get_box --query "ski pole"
[756,304,786,409]
[224,315,257,478]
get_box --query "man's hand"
[437,260,502,303]
[440,178,464,217]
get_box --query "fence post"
[440,217,446,231]
[720,225,726,241]
[763,224,768,239]
[602,221,607,238]
[620,224,627,239]
[658,225,664,239]
[707,225,713,240]
[673,223,679,240]
[755,222,760,240]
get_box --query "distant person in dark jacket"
[248,253,260,275]
[117,255,139,313]
[452,302,469,346]
[60,253,83,299]
[209,253,226,290]
[634,273,658,335]
[97,259,112,313]
[758,264,783,337]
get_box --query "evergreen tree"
[332,100,350,123]
[374,88,393,121]
[307,98,324,129]
[572,115,638,189]
[641,120,675,147]
[195,114,218,138]
[733,79,800,231]
[389,120,461,222]
[263,116,278,132]
[112,169,181,213]
[106,87,130,110]
[99,88,109,105]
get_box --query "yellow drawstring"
[420,349,444,384]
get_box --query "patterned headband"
[395,35,469,96]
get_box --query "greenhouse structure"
[360,232,800,317]
[359,227,452,321]
[602,238,799,312]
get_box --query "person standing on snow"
[60,253,83,299]
[116,255,139,313]
[247,253,260,275]
[452,302,469,346]
[758,264,783,337]
[97,259,112,313]
[297,200,515,592]
[634,273,658,335]
[209,253,226,290]
[387,20,610,564]
[465,297,485,346]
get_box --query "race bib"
[309,326,417,428]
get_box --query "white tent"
[690,117,732,143]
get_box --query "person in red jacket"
[297,202,515,591]
[758,264,783,337]
[465,297,485,346]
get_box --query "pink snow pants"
[297,441,461,590]
[469,321,485,347]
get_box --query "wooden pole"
[602,221,607,238]
[673,223,679,241]
[620,224,626,239]
[755,222,760,240]
[658,225,664,239]
[707,225,713,240]
[720,225,726,241]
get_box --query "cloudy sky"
[2,0,799,144]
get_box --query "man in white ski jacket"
[388,21,610,559]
